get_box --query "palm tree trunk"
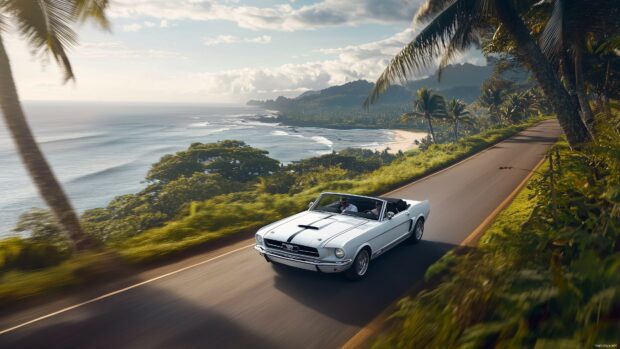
[454,120,459,141]
[573,45,595,136]
[560,53,580,110]
[494,0,591,148]
[0,36,97,251]
[426,114,436,142]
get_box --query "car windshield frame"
[309,193,386,221]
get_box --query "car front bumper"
[255,245,353,273]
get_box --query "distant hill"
[248,62,528,129]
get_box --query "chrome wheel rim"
[415,222,424,240]
[356,250,369,276]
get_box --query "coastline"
[254,114,426,132]
[369,130,427,154]
[253,114,427,154]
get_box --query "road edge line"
[340,153,548,349]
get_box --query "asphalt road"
[0,120,562,349]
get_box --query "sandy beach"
[368,129,428,154]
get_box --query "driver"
[339,197,358,213]
[370,201,382,216]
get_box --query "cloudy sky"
[6,0,485,103]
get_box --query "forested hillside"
[248,61,527,129]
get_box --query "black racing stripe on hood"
[287,215,334,242]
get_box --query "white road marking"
[0,244,255,335]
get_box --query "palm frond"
[400,112,423,123]
[437,19,483,79]
[74,0,109,29]
[415,0,455,23]
[2,0,78,81]
[539,0,563,62]
[1,0,110,81]
[365,0,483,108]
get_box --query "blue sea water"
[0,102,397,236]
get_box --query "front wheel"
[344,248,370,281]
[408,219,424,244]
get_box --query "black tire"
[408,219,424,244]
[344,248,371,281]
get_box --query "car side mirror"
[308,201,315,209]
[386,211,395,220]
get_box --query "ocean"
[0,102,403,236]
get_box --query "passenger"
[339,197,358,213]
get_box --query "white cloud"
[74,41,185,59]
[110,0,423,31]
[122,23,143,32]
[203,35,272,46]
[196,28,486,101]
[159,19,169,27]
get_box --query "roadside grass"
[0,117,546,306]
[0,251,120,307]
[478,160,549,245]
[371,112,620,348]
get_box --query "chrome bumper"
[255,245,353,273]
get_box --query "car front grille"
[264,239,320,257]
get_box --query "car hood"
[260,211,369,248]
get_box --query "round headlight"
[335,248,345,258]
[255,234,264,245]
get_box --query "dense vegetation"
[373,107,620,348]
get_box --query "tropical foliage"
[372,108,620,348]
[401,88,446,143]
[446,99,473,140]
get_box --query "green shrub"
[0,238,69,272]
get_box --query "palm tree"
[364,0,592,148]
[0,0,109,251]
[537,0,619,135]
[479,86,504,125]
[401,88,446,143]
[446,99,473,140]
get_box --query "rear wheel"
[408,219,424,244]
[344,248,370,281]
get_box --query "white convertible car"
[255,192,430,280]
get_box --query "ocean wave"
[360,142,381,147]
[39,132,106,144]
[271,130,289,136]
[234,120,279,127]
[68,160,140,184]
[311,136,333,148]
[207,127,232,134]
[188,121,210,128]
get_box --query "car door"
[375,203,411,255]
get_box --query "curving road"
[0,120,562,349]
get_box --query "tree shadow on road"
[271,240,456,326]
[0,282,280,349]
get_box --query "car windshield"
[311,194,383,220]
